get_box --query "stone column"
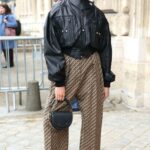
[36,0,41,21]
[122,0,150,110]
[111,0,130,36]
[95,0,118,12]
[44,0,51,16]
[122,38,150,109]
[129,0,150,38]
[26,81,42,111]
[32,0,37,20]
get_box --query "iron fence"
[0,36,49,112]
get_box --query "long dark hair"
[0,4,12,14]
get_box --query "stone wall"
[95,0,150,110]
[14,0,53,35]
[95,0,130,36]
[121,0,150,110]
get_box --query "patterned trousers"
[43,52,104,150]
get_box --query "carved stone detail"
[95,0,119,13]
[94,0,130,36]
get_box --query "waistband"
[62,48,96,59]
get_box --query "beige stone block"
[111,15,118,36]
[144,94,150,108]
[121,61,148,108]
[144,64,150,101]
[122,61,150,109]
[121,90,137,108]
[95,0,118,12]
[123,38,150,62]
[122,62,138,91]
[111,61,123,89]
[143,41,150,62]
[120,0,130,14]
[119,15,130,36]
[112,37,124,60]
[121,89,145,108]
[111,14,130,36]
[123,38,140,61]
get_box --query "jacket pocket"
[54,16,75,47]
[90,20,101,49]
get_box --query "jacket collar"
[69,0,92,10]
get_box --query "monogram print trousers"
[43,52,104,150]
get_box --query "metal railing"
[0,36,49,112]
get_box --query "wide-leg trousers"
[43,52,104,150]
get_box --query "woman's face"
[0,6,6,14]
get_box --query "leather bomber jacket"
[44,0,115,87]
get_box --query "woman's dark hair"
[0,4,12,14]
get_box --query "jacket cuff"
[104,71,115,82]
[104,82,110,87]
[55,81,65,87]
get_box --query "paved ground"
[0,107,150,150]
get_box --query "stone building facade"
[2,0,150,110]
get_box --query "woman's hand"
[55,86,65,101]
[102,87,110,101]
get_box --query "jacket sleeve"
[99,15,115,87]
[5,15,17,28]
[44,12,66,87]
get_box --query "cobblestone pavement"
[0,109,150,150]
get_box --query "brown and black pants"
[43,52,104,150]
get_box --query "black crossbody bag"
[50,99,73,130]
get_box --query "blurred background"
[0,0,150,112]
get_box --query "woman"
[0,4,17,68]
[43,0,115,150]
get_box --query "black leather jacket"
[44,0,115,87]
